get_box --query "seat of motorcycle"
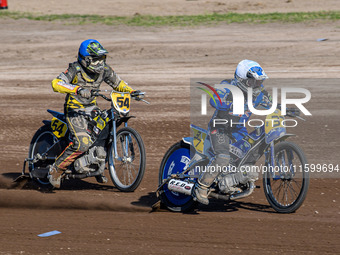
[47,109,66,122]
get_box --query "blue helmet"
[78,39,108,73]
[234,59,268,96]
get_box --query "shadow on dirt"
[131,192,158,208]
[134,192,275,214]
[0,172,120,193]
[198,199,274,213]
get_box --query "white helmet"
[234,59,268,96]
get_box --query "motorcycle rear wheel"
[158,141,197,212]
[263,141,309,213]
[28,124,58,187]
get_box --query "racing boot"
[192,155,227,205]
[95,174,108,183]
[48,164,64,189]
[192,181,210,205]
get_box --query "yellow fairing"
[52,79,80,94]
[117,80,133,93]
[93,115,109,131]
[51,117,68,138]
[265,109,285,134]
[192,128,207,154]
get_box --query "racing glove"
[78,88,91,99]
[286,107,301,117]
[130,90,141,96]
[130,90,144,100]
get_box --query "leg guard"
[55,113,91,170]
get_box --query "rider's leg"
[94,146,108,183]
[48,113,90,188]
[193,154,230,205]
[193,125,230,205]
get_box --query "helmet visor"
[87,42,108,56]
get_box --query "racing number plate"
[51,117,68,138]
[111,92,131,114]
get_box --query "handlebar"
[91,90,111,101]
[286,107,300,117]
[91,89,150,104]
[277,104,305,121]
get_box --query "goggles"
[89,55,106,66]
[246,78,265,88]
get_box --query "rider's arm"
[104,65,134,93]
[51,64,81,94]
[258,85,273,110]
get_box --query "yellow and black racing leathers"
[51,61,134,170]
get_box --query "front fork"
[265,141,277,179]
[110,111,129,160]
[111,111,119,159]
[265,141,294,180]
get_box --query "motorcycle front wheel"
[108,127,146,192]
[263,141,309,213]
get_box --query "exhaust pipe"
[210,182,256,201]
[167,179,194,196]
[230,182,256,200]
[209,192,230,201]
[167,180,255,201]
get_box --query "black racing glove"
[277,104,300,116]
[286,107,301,117]
[130,90,141,97]
[130,90,144,100]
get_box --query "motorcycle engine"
[218,164,259,194]
[74,146,106,173]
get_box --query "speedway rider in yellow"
[48,39,138,188]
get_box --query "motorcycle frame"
[156,131,295,195]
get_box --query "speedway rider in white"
[193,60,272,205]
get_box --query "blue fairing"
[47,109,66,122]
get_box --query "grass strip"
[0,11,339,26]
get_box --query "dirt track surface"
[1,2,340,254]
[8,0,340,15]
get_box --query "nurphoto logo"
[199,83,312,116]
